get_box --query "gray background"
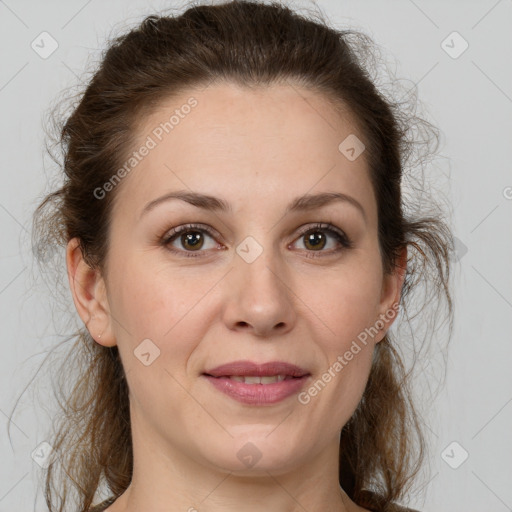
[1,0,511,511]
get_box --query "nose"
[221,242,296,338]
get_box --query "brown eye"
[291,223,352,258]
[179,231,205,251]
[161,223,220,257]
[303,231,327,251]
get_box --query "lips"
[203,360,310,379]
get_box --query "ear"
[66,237,116,347]
[374,245,407,343]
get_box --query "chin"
[198,430,307,475]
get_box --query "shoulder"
[358,490,420,512]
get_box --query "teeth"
[229,375,287,384]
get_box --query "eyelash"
[160,222,353,259]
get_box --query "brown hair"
[18,1,453,510]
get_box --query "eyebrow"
[140,189,366,222]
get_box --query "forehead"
[112,82,376,223]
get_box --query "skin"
[67,82,406,512]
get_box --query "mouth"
[203,360,310,379]
[201,360,311,405]
[203,374,302,384]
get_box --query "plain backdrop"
[1,1,511,511]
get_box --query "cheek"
[110,256,198,335]
[297,263,382,413]
[301,264,383,346]
[109,258,217,377]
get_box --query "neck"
[107,412,358,512]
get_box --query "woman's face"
[71,82,404,477]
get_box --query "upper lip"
[203,360,310,378]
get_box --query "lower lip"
[202,375,310,405]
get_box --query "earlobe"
[65,238,117,347]
[375,245,407,343]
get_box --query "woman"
[32,1,453,511]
